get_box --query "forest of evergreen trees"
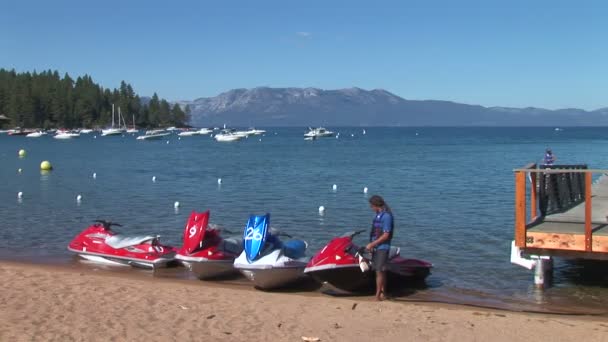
[0,69,189,128]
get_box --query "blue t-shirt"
[371,211,393,251]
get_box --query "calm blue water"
[1,127,608,310]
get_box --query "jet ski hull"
[237,265,307,290]
[178,258,239,279]
[305,262,431,293]
[69,248,175,269]
[305,234,432,293]
[67,223,176,270]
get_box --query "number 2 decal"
[244,227,263,241]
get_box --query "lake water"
[1,127,608,313]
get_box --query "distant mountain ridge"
[177,87,608,127]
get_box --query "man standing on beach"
[366,195,394,301]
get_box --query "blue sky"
[1,0,607,109]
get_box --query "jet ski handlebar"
[93,220,122,229]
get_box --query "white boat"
[54,131,80,139]
[101,104,126,136]
[178,130,199,137]
[137,130,170,140]
[26,131,46,138]
[126,115,138,133]
[214,131,243,142]
[245,128,266,135]
[166,126,179,131]
[233,130,251,138]
[79,129,94,134]
[197,128,213,135]
[304,127,334,138]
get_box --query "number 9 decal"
[188,226,197,238]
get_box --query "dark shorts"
[372,249,389,272]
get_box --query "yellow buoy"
[40,160,53,171]
[18,149,26,157]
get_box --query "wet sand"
[1,261,607,342]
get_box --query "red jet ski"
[304,230,432,293]
[67,220,176,269]
[175,211,243,279]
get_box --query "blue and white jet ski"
[233,214,309,290]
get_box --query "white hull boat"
[214,133,243,142]
[54,132,80,139]
[178,130,199,137]
[101,128,125,136]
[304,127,334,138]
[234,247,309,289]
[26,131,46,138]
[137,132,170,140]
[197,128,213,135]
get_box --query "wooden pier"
[512,164,608,286]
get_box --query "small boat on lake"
[26,131,47,138]
[101,104,126,136]
[304,127,334,138]
[214,130,244,142]
[137,130,170,140]
[178,129,199,137]
[54,131,80,139]
[197,128,213,135]
[126,115,138,134]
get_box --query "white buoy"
[363,129,366,135]
[92,172,97,179]
[174,201,180,208]
[332,184,337,191]
[178,137,181,140]
[217,178,222,185]
[363,187,368,194]
[18,168,22,173]
[351,133,354,137]
[166,141,170,144]
[76,194,82,202]
[152,176,156,182]
[17,192,23,199]
[94,136,97,139]
[318,206,325,214]
[415,132,419,136]
[259,139,262,142]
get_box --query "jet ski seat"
[388,246,400,259]
[283,239,307,259]
[220,237,244,255]
[105,235,157,249]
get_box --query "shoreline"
[1,261,607,341]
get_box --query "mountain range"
[177,87,608,127]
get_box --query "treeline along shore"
[0,69,189,129]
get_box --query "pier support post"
[533,257,552,289]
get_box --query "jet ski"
[233,214,309,290]
[304,230,432,293]
[67,220,176,269]
[175,211,243,279]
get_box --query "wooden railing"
[513,165,603,251]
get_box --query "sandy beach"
[0,262,606,342]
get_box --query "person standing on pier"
[543,148,556,166]
[366,195,394,301]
